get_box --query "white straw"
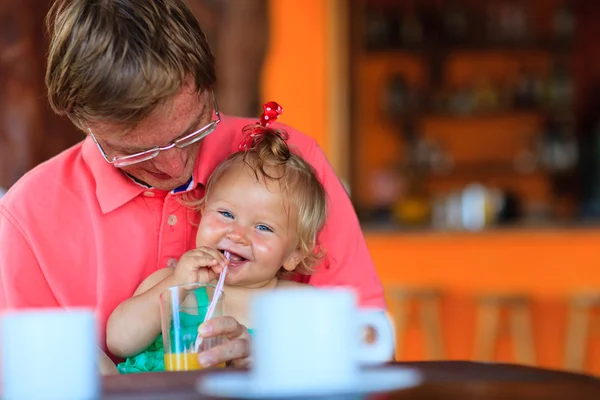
[194,251,229,352]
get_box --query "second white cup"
[250,288,394,396]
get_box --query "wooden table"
[103,361,600,399]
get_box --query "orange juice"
[164,353,225,371]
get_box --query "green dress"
[117,287,254,374]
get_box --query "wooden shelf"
[419,164,543,178]
[349,0,577,217]
[364,40,573,56]
[417,110,565,120]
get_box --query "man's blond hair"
[45,0,216,130]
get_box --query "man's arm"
[0,205,59,309]
[106,267,177,358]
[303,142,387,310]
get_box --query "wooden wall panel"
[0,0,81,189]
[0,0,43,188]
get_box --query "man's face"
[88,84,214,191]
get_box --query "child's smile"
[218,249,249,268]
[196,162,303,288]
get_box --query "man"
[0,0,386,368]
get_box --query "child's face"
[196,162,303,288]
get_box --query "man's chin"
[130,172,192,191]
[150,180,186,191]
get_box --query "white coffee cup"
[250,287,395,395]
[1,308,100,399]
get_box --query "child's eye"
[218,210,234,219]
[256,224,273,233]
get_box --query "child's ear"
[282,249,307,272]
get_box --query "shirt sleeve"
[0,205,59,309]
[302,141,387,310]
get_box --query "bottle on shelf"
[553,3,576,44]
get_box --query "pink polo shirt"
[0,114,385,349]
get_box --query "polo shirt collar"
[82,137,146,214]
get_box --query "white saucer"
[196,367,422,398]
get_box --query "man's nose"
[152,148,187,177]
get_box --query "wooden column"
[188,0,268,117]
[0,0,82,189]
[0,0,44,189]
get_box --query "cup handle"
[356,311,395,365]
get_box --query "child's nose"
[226,225,250,245]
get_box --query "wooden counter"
[366,226,600,375]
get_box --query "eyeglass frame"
[87,91,221,168]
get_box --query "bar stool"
[563,290,600,372]
[472,292,536,365]
[386,285,445,360]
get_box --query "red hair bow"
[239,101,284,151]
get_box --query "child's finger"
[198,269,217,283]
[187,253,220,268]
[198,247,229,267]
[210,264,225,275]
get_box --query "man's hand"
[97,348,119,375]
[173,247,228,285]
[196,316,251,368]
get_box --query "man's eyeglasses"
[88,91,220,168]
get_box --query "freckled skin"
[88,83,209,191]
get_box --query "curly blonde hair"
[192,127,327,277]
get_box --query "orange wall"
[262,0,329,155]
[367,229,600,375]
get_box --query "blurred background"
[3,0,600,376]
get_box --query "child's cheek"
[202,216,223,232]
[250,234,274,254]
[196,214,225,245]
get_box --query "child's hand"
[173,247,229,285]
